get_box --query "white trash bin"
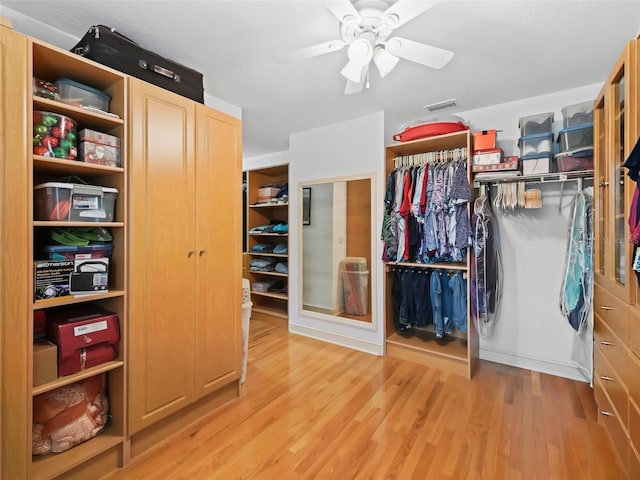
[241,279,252,385]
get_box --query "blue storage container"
[44,243,113,260]
[54,78,111,112]
[518,132,554,157]
[557,123,594,152]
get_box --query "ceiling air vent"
[423,98,457,112]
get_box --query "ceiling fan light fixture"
[342,13,359,25]
[373,46,399,78]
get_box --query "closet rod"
[473,170,593,187]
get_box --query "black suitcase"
[72,25,204,103]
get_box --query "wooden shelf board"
[33,97,124,129]
[385,261,467,271]
[249,202,288,208]
[33,156,124,176]
[248,232,288,237]
[31,429,123,480]
[32,360,124,396]
[252,291,288,300]
[247,252,288,258]
[249,270,288,277]
[385,130,470,157]
[33,221,124,227]
[386,331,467,362]
[33,290,125,310]
[252,305,288,319]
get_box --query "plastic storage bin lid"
[557,122,594,137]
[554,147,594,159]
[55,78,112,101]
[34,181,119,194]
[518,112,554,127]
[518,132,554,145]
[519,152,554,161]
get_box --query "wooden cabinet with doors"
[383,131,478,379]
[593,36,640,476]
[1,24,129,479]
[245,165,289,326]
[128,79,242,454]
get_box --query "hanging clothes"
[381,150,472,264]
[470,193,503,339]
[559,187,593,332]
[559,186,594,384]
[389,267,466,337]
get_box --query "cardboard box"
[472,156,518,173]
[46,305,120,376]
[257,187,280,203]
[521,154,552,175]
[34,260,74,300]
[473,148,503,166]
[34,258,109,301]
[473,129,497,151]
[33,340,58,387]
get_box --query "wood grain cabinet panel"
[129,80,197,434]
[129,80,242,435]
[194,106,242,398]
[593,36,639,478]
[594,284,630,345]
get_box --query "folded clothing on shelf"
[250,243,275,253]
[273,243,288,254]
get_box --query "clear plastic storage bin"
[555,148,594,172]
[557,123,594,151]
[519,133,554,157]
[54,78,111,112]
[562,101,594,129]
[43,243,114,260]
[33,111,77,159]
[34,182,118,222]
[520,153,552,175]
[518,112,554,137]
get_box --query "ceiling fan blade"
[373,47,399,78]
[273,39,345,64]
[385,37,453,69]
[325,0,361,25]
[381,0,436,29]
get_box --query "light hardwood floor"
[105,320,624,479]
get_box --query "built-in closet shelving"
[1,26,128,479]
[384,130,478,379]
[246,165,289,326]
[593,35,640,477]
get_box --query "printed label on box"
[74,320,108,336]
[72,194,100,210]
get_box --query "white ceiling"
[3,0,640,157]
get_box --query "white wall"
[454,83,602,382]
[1,6,241,119]
[288,112,386,354]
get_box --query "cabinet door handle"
[600,340,614,346]
[188,250,195,257]
[599,181,609,187]
[600,410,614,417]
[600,375,614,382]
[199,249,205,256]
[599,305,614,311]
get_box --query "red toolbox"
[45,305,120,376]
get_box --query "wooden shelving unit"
[383,130,478,379]
[0,31,129,479]
[245,165,289,325]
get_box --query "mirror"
[300,174,375,325]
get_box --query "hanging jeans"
[430,272,444,337]
[449,272,467,333]
[412,269,432,327]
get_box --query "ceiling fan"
[273,0,454,95]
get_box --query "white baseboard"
[480,346,590,383]
[288,323,384,356]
